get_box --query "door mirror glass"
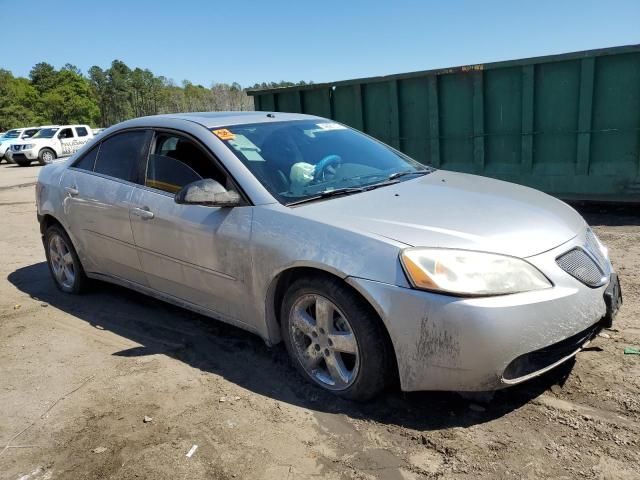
[175,178,242,207]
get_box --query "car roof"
[120,111,325,129]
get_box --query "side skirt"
[86,271,264,339]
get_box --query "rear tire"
[44,224,88,294]
[38,148,56,165]
[281,275,392,401]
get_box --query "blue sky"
[1,0,639,87]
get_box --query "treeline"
[0,60,311,131]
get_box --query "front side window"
[213,120,432,205]
[75,127,88,137]
[58,128,74,139]
[145,133,227,194]
[94,130,149,183]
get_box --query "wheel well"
[39,214,63,236]
[269,267,399,383]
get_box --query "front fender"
[248,205,410,344]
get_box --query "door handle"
[65,186,79,196]
[131,207,154,220]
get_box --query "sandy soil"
[0,162,638,480]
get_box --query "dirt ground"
[1,162,639,480]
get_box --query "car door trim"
[86,271,256,334]
[84,228,237,281]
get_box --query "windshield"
[3,129,21,139]
[215,120,433,205]
[33,127,59,139]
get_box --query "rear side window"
[75,127,88,137]
[74,145,99,171]
[94,130,149,183]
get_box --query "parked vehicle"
[35,112,622,401]
[8,125,93,166]
[0,127,42,163]
[92,128,106,136]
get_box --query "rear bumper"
[347,235,612,392]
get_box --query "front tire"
[281,276,392,401]
[38,148,56,165]
[44,224,88,294]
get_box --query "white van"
[0,127,43,163]
[8,125,94,166]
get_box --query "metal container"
[248,45,640,202]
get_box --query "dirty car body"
[36,112,621,398]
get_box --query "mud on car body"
[35,112,621,401]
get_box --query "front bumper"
[5,149,37,163]
[348,233,613,392]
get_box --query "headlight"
[23,144,35,149]
[400,248,552,296]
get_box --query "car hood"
[293,170,586,258]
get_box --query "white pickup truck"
[0,127,42,163]
[8,125,94,166]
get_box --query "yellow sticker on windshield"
[212,128,235,140]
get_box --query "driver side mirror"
[174,178,243,207]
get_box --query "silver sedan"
[36,112,622,400]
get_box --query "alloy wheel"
[48,233,76,290]
[289,294,360,390]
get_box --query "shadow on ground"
[8,262,580,431]
[573,203,640,227]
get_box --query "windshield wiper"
[286,187,367,206]
[286,169,431,206]
[387,169,430,181]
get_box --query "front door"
[129,131,253,323]
[60,130,151,285]
[57,127,76,157]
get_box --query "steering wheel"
[313,155,342,182]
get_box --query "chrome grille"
[556,248,606,287]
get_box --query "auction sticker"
[316,123,347,130]
[212,129,235,140]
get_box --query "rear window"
[76,127,89,137]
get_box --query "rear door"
[61,129,152,285]
[72,126,92,153]
[129,130,253,324]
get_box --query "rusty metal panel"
[249,45,640,202]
